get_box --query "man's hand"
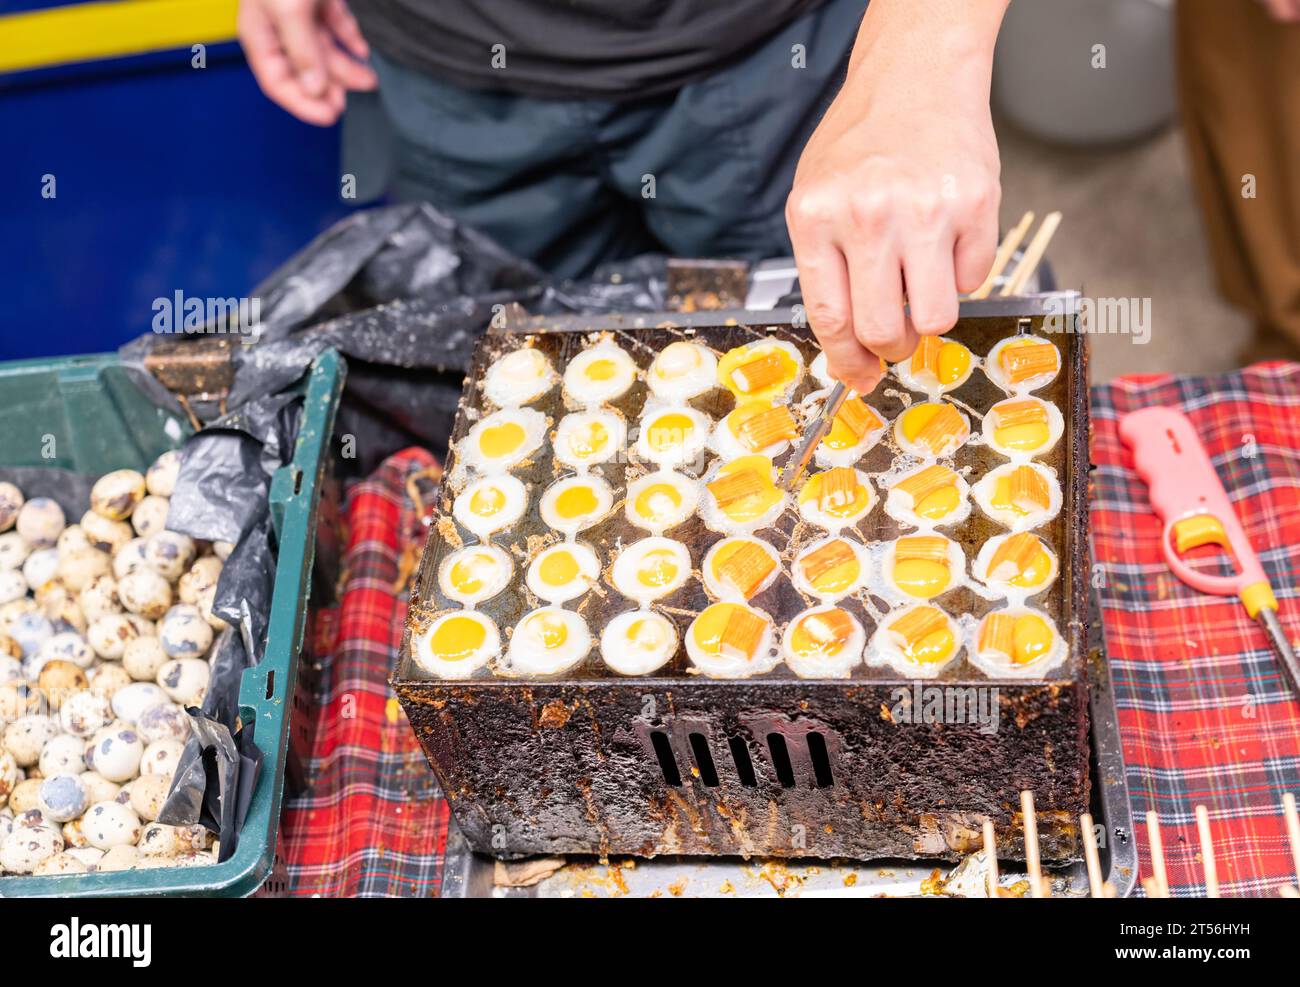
[787,0,1008,393]
[1260,0,1300,22]
[238,0,378,126]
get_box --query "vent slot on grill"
[766,733,797,788]
[806,731,835,788]
[728,736,758,787]
[688,733,720,787]
[650,730,682,786]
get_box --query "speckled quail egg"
[56,524,91,555]
[0,813,12,844]
[87,662,132,699]
[0,532,30,570]
[34,852,89,875]
[213,541,234,561]
[87,614,142,660]
[12,611,54,660]
[610,537,692,606]
[599,610,679,676]
[38,774,89,823]
[647,341,718,401]
[0,751,18,800]
[80,510,132,556]
[0,483,23,532]
[146,450,182,497]
[685,602,779,679]
[459,407,549,474]
[17,498,66,548]
[111,682,168,723]
[178,556,222,605]
[90,469,146,521]
[525,542,600,604]
[39,734,86,778]
[141,822,211,857]
[158,605,214,662]
[451,473,529,540]
[5,714,59,766]
[37,660,89,708]
[96,843,140,871]
[131,495,170,538]
[8,779,45,813]
[78,771,120,805]
[436,544,512,607]
[55,547,111,594]
[197,586,226,631]
[505,607,592,677]
[156,658,209,706]
[20,548,58,593]
[410,611,501,680]
[60,816,90,848]
[0,570,26,605]
[781,606,865,679]
[0,654,20,685]
[563,339,638,406]
[538,474,615,536]
[117,566,172,620]
[39,631,95,671]
[59,690,112,738]
[1,823,64,873]
[634,405,711,468]
[482,345,558,407]
[77,574,122,624]
[136,702,190,744]
[129,773,171,822]
[82,800,141,850]
[0,594,38,628]
[141,738,184,778]
[64,846,105,869]
[113,538,150,579]
[0,682,45,724]
[144,530,195,582]
[91,726,145,783]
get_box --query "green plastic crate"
[0,348,345,896]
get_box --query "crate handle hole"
[728,736,758,787]
[687,733,719,787]
[650,730,682,787]
[293,468,304,497]
[807,731,835,788]
[265,669,276,701]
[766,733,796,788]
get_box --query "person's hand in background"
[787,0,1008,394]
[238,0,378,126]
[1260,0,1300,22]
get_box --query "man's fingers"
[902,237,960,337]
[793,242,883,393]
[844,243,916,364]
[953,202,1000,296]
[239,5,338,124]
[323,0,372,58]
[325,44,379,91]
[269,1,330,97]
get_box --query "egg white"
[812,407,887,469]
[553,410,627,470]
[700,458,788,536]
[483,346,557,407]
[972,532,1059,602]
[879,535,967,603]
[600,610,679,676]
[984,336,1062,394]
[969,605,1067,679]
[563,340,638,406]
[538,474,615,536]
[684,603,780,679]
[781,606,865,679]
[796,468,876,533]
[647,341,717,401]
[437,544,514,606]
[865,603,963,679]
[971,462,1063,532]
[505,607,592,676]
[882,462,973,530]
[810,351,834,390]
[979,397,1064,459]
[624,470,700,535]
[708,401,795,461]
[411,611,500,680]
[525,541,600,604]
[790,535,870,603]
[610,536,692,606]
[893,402,972,459]
[459,407,548,473]
[634,404,711,469]
[892,339,975,398]
[700,536,782,602]
[451,474,528,540]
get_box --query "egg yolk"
[469,486,506,516]
[799,474,871,518]
[479,421,526,459]
[823,417,862,451]
[636,549,680,588]
[555,485,599,520]
[717,344,799,401]
[805,558,860,595]
[990,478,1027,516]
[568,420,609,459]
[584,358,618,382]
[1008,549,1054,588]
[896,626,956,664]
[428,616,487,662]
[788,613,850,657]
[914,485,960,520]
[539,550,580,587]
[891,559,951,599]
[627,617,670,651]
[714,455,781,522]
[655,342,701,379]
[527,612,569,649]
[634,482,684,522]
[449,553,496,593]
[647,413,695,453]
[993,423,1050,451]
[899,403,942,442]
[936,342,971,385]
[690,603,752,655]
[1011,614,1053,664]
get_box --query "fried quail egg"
[781,606,865,679]
[701,455,787,535]
[600,610,679,676]
[796,468,875,532]
[538,474,614,536]
[810,351,835,390]
[552,410,626,469]
[893,336,974,397]
[411,611,500,679]
[482,346,557,407]
[459,407,548,473]
[972,606,1066,678]
[685,602,779,678]
[985,336,1062,393]
[506,607,591,676]
[866,603,962,678]
[971,462,1063,531]
[882,535,966,601]
[526,542,600,604]
[610,537,691,605]
[709,400,799,460]
[883,462,972,529]
[624,470,699,535]
[647,341,717,401]
[563,340,637,405]
[791,535,870,602]
[437,544,513,606]
[893,402,971,459]
[701,536,782,601]
[717,339,803,403]
[981,396,1064,458]
[635,405,711,468]
[813,396,887,468]
[972,532,1059,598]
[451,474,528,539]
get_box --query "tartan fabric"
[266,448,450,897]
[1090,361,1300,897]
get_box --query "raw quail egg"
[505,607,591,676]
[141,738,185,778]
[5,714,59,766]
[411,611,500,679]
[972,607,1066,678]
[0,483,23,532]
[39,734,86,776]
[56,547,111,593]
[538,474,614,535]
[563,340,637,406]
[437,544,513,606]
[552,410,626,469]
[814,395,887,468]
[781,606,865,678]
[971,462,1063,530]
[157,657,210,705]
[78,574,121,623]
[80,510,132,556]
[178,556,223,605]
[459,407,548,473]
[135,702,190,744]
[38,629,96,672]
[985,336,1062,393]
[117,565,172,620]
[82,800,142,850]
[610,537,692,605]
[113,538,150,579]
[97,844,140,871]
[624,470,699,535]
[482,346,558,407]
[685,602,779,678]
[59,690,112,737]
[21,548,59,592]
[981,396,1064,458]
[701,455,787,535]
[600,610,678,676]
[16,498,66,548]
[90,469,146,521]
[635,405,711,469]
[883,463,972,529]
[88,727,144,783]
[37,660,88,708]
[791,536,870,602]
[0,532,30,570]
[123,636,169,681]
[525,541,600,603]
[701,536,781,602]
[882,535,966,601]
[144,530,196,582]
[0,824,63,873]
[894,402,971,459]
[131,495,170,538]
[717,339,803,403]
[647,341,717,401]
[0,570,25,605]
[34,852,89,875]
[796,467,875,532]
[710,400,800,460]
[87,662,131,699]
[87,614,142,660]
[972,532,1059,598]
[110,682,168,723]
[866,604,962,678]
[452,474,528,539]
[129,774,171,822]
[159,605,214,660]
[894,336,974,397]
[57,524,91,555]
[146,449,182,497]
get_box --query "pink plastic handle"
[1118,406,1266,597]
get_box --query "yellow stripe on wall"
[0,0,238,74]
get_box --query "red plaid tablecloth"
[270,363,1300,897]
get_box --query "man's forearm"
[847,0,1010,86]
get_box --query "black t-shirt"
[352,0,827,99]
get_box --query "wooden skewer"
[969,210,1035,300]
[1146,810,1170,898]
[1001,211,1063,297]
[1080,812,1104,898]
[983,819,999,899]
[1021,790,1047,898]
[1284,792,1300,885]
[1195,805,1219,898]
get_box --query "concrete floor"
[995,119,1254,384]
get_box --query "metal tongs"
[780,381,848,493]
